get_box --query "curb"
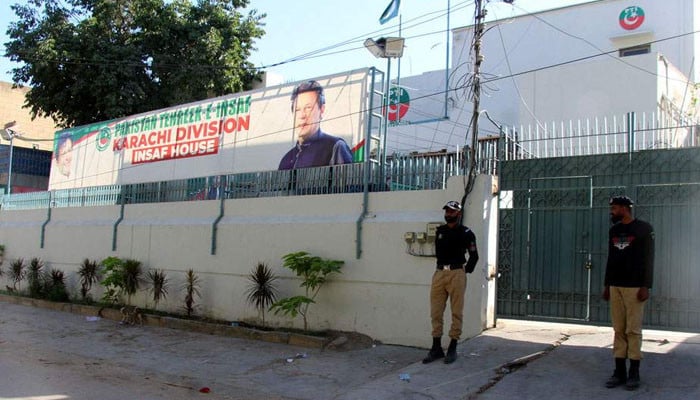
[0,294,328,349]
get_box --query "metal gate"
[524,176,594,321]
[497,147,700,331]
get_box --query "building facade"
[0,82,58,193]
[384,0,700,154]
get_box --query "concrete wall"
[0,175,498,347]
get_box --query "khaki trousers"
[610,286,647,360]
[430,269,467,340]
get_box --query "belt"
[437,264,463,271]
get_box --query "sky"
[0,0,593,85]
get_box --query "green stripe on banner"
[351,139,365,162]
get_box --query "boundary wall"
[0,175,497,347]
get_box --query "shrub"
[183,269,201,317]
[78,259,100,302]
[99,256,125,305]
[270,252,343,330]
[98,257,143,306]
[0,243,5,270]
[122,259,143,306]
[27,257,45,298]
[146,269,169,310]
[9,258,26,292]
[45,269,69,302]
[245,262,278,327]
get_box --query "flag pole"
[395,14,402,123]
[397,14,402,89]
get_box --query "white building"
[386,0,700,155]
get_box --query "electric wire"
[10,3,700,185]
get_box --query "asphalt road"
[2,300,699,400]
[0,301,423,400]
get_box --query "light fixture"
[364,36,406,187]
[364,37,405,59]
[364,38,384,58]
[1,120,17,140]
[1,120,21,195]
[383,37,405,58]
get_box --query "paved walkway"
[1,301,698,399]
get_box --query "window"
[619,44,650,57]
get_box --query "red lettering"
[176,127,187,141]
[221,115,250,135]
[237,115,250,131]
[112,137,126,151]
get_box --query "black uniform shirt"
[435,224,479,272]
[605,218,655,288]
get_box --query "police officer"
[423,200,479,364]
[603,196,654,390]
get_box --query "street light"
[363,37,406,125]
[1,121,22,195]
[364,37,405,185]
[364,37,405,59]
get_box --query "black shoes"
[605,372,626,388]
[423,337,445,364]
[626,363,640,391]
[605,358,640,390]
[422,347,445,364]
[626,374,640,390]
[422,337,458,364]
[444,339,458,364]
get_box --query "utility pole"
[463,0,514,199]
[463,0,488,202]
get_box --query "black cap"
[609,196,634,207]
[443,200,462,211]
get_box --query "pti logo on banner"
[619,6,645,31]
[385,86,410,122]
[96,126,112,151]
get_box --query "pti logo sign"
[385,86,410,122]
[619,6,645,31]
[96,126,112,151]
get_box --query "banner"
[48,69,371,190]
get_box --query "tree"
[5,0,266,128]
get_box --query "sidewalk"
[1,301,698,399]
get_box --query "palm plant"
[78,258,100,302]
[245,262,278,327]
[27,257,45,298]
[9,258,26,292]
[183,269,201,317]
[146,269,169,310]
[46,268,69,302]
[122,259,143,306]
